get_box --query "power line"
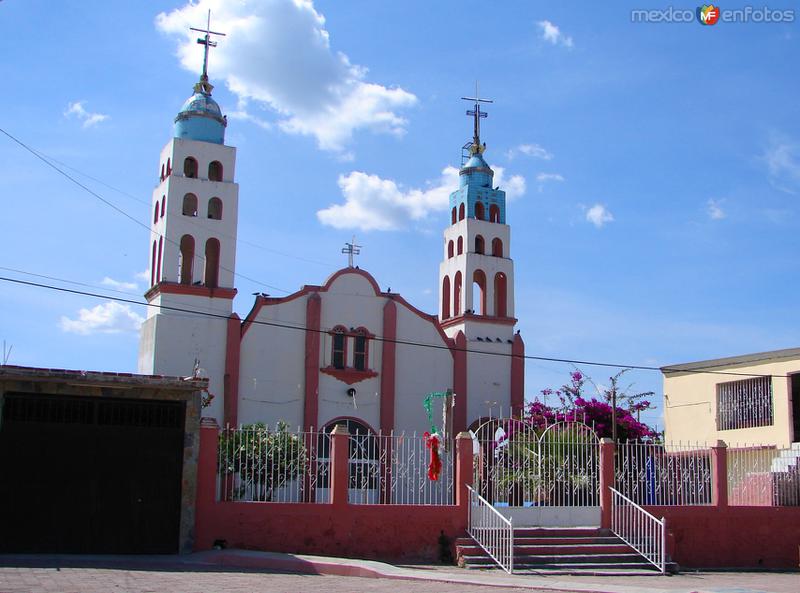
[0,274,788,380]
[0,127,292,294]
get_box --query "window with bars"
[717,376,773,431]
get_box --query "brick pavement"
[0,567,554,593]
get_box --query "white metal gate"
[473,420,601,526]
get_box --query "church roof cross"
[190,10,226,93]
[461,82,493,154]
[341,236,362,268]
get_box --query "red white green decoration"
[422,390,454,481]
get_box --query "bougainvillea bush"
[526,369,658,441]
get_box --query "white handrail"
[609,486,666,573]
[466,485,514,573]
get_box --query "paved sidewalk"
[0,550,797,593]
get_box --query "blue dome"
[173,91,226,144]
[463,153,490,170]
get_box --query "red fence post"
[599,437,615,529]
[711,439,728,508]
[330,424,350,506]
[194,417,220,550]
[455,431,474,509]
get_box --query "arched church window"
[454,271,462,316]
[182,193,198,217]
[208,197,223,220]
[475,235,485,255]
[153,202,159,224]
[489,204,500,223]
[451,207,457,225]
[184,157,198,178]
[160,164,165,182]
[492,237,503,257]
[457,236,463,255]
[209,160,223,182]
[472,269,486,315]
[447,240,454,259]
[160,196,166,218]
[494,272,507,317]
[150,241,157,286]
[179,234,194,285]
[475,202,485,220]
[353,327,369,371]
[166,158,172,176]
[156,237,163,284]
[331,326,347,370]
[458,203,465,221]
[441,276,451,320]
[204,238,220,288]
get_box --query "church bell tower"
[438,93,516,341]
[139,15,239,423]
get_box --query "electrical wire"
[0,274,789,380]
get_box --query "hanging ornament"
[424,431,442,481]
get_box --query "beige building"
[662,348,800,447]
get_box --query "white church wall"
[393,305,453,436]
[238,295,308,429]
[467,339,513,424]
[138,311,228,422]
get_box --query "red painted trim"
[320,366,378,385]
[322,415,379,434]
[223,313,241,427]
[453,331,467,433]
[439,314,518,330]
[145,281,237,301]
[511,332,524,417]
[380,300,397,432]
[304,293,321,430]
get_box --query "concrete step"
[457,543,633,556]
[512,527,607,538]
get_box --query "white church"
[138,51,525,437]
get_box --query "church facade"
[138,65,524,437]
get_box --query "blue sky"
[2,0,799,431]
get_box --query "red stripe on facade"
[380,299,397,432]
[223,313,241,427]
[453,330,468,433]
[511,332,525,417]
[304,292,322,430]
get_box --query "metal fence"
[348,431,455,505]
[473,420,600,507]
[217,424,330,503]
[615,442,712,506]
[728,444,800,506]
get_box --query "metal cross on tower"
[190,10,226,93]
[461,82,493,154]
[341,236,362,268]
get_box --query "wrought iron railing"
[615,442,712,506]
[467,485,514,573]
[610,487,665,573]
[217,425,329,503]
[347,431,455,505]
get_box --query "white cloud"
[134,270,150,282]
[707,199,726,220]
[763,138,800,193]
[317,165,526,231]
[100,277,138,292]
[585,203,614,228]
[156,0,417,152]
[507,143,553,160]
[536,173,564,183]
[60,302,144,336]
[537,20,574,48]
[64,101,109,128]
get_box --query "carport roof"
[0,365,208,390]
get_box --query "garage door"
[0,393,185,553]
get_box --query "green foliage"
[218,421,308,501]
